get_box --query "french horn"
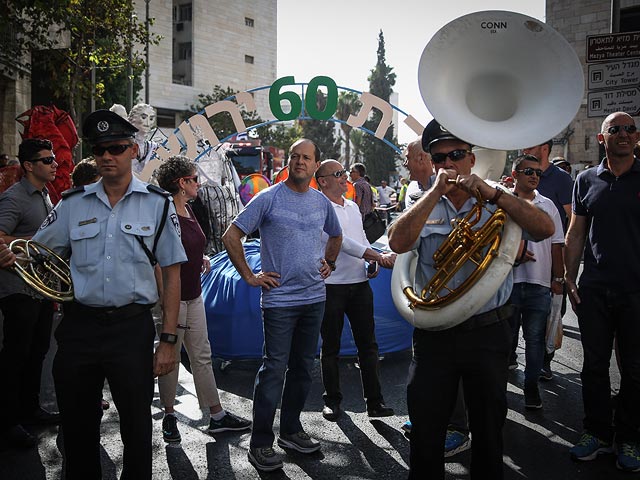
[391,10,584,330]
[9,239,73,302]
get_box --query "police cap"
[82,109,138,144]
[421,119,473,153]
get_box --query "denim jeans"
[508,283,551,390]
[250,301,325,448]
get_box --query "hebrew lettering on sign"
[346,92,394,139]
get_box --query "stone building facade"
[546,0,640,170]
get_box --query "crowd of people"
[0,109,638,478]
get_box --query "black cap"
[421,119,472,152]
[82,109,138,144]
[552,158,569,167]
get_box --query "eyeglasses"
[29,156,56,165]
[317,169,346,179]
[174,175,198,184]
[605,124,637,135]
[515,167,543,177]
[431,149,471,164]
[91,144,134,156]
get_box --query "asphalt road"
[0,293,631,479]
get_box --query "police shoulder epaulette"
[60,186,85,199]
[146,184,171,197]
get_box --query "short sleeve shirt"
[232,182,342,308]
[353,178,374,216]
[538,164,573,232]
[33,177,187,307]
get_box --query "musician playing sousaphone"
[388,120,555,479]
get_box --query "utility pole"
[145,0,150,104]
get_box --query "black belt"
[451,303,514,332]
[70,302,154,321]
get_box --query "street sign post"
[588,59,640,90]
[587,87,640,117]
[587,32,640,63]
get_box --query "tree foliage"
[189,85,301,151]
[360,30,400,185]
[1,0,158,126]
[335,91,361,169]
[298,90,341,160]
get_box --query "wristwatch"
[159,332,178,344]
[552,277,565,284]
[325,259,336,271]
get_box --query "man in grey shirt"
[0,138,60,451]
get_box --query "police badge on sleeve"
[170,213,181,237]
[40,209,57,229]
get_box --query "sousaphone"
[391,10,584,330]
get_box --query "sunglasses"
[431,149,471,164]
[174,175,198,184]
[91,144,134,156]
[516,167,543,177]
[29,156,56,165]
[606,124,637,135]
[317,169,347,178]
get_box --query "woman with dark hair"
[155,155,251,443]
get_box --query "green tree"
[335,91,361,169]
[350,129,365,163]
[360,30,399,184]
[1,1,159,129]
[298,90,341,160]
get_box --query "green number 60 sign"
[269,76,338,121]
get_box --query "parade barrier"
[201,239,413,359]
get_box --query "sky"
[277,0,546,145]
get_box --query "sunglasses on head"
[91,144,134,156]
[29,156,56,165]
[516,167,543,177]
[431,149,471,164]
[317,169,346,179]
[606,125,637,135]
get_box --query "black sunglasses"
[606,124,637,135]
[91,144,134,156]
[516,167,543,177]
[317,169,347,179]
[431,149,471,164]
[29,156,56,165]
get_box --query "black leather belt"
[451,303,514,332]
[71,302,154,320]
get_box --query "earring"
[181,189,186,196]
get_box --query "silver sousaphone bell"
[391,11,584,330]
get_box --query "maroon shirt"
[178,204,207,301]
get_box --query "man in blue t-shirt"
[222,138,342,473]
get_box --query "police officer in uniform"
[32,110,187,479]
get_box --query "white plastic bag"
[545,293,563,354]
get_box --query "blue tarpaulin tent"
[201,240,413,359]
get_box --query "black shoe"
[322,404,341,421]
[524,387,543,410]
[21,407,60,426]
[367,403,394,417]
[162,414,181,443]
[0,425,37,450]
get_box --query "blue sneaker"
[569,432,613,461]
[401,421,412,435]
[444,429,471,457]
[616,442,640,472]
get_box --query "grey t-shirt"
[233,182,342,308]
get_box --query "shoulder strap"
[135,185,171,266]
[60,186,85,199]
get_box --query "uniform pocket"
[69,223,101,267]
[119,221,155,262]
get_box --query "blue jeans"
[250,301,325,448]
[508,283,551,390]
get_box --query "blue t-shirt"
[573,158,640,292]
[233,182,342,308]
[538,164,573,232]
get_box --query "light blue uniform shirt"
[414,195,513,315]
[33,176,187,307]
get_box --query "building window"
[620,6,640,32]
[179,3,192,22]
[245,55,254,64]
[179,42,192,60]
[245,17,254,27]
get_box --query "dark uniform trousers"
[407,312,512,480]
[320,281,383,407]
[0,294,53,429]
[54,302,155,480]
